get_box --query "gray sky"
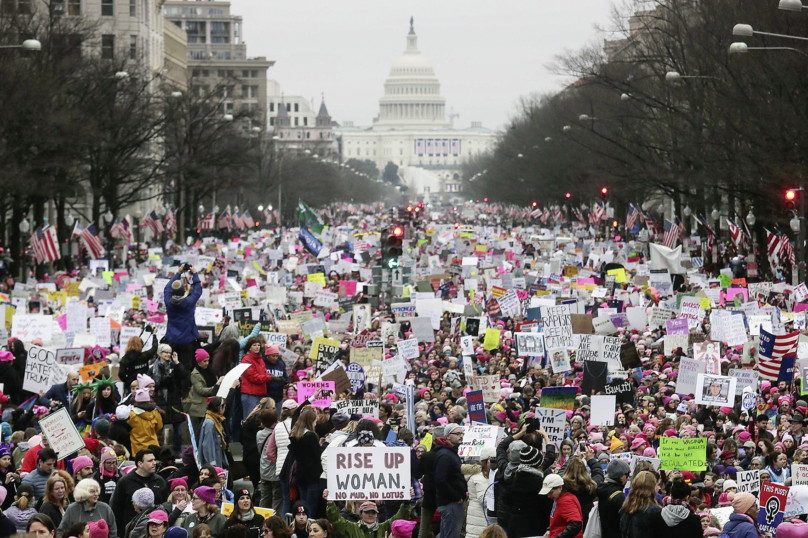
[237,1,615,132]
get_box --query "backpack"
[583,501,601,538]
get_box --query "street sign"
[392,267,403,286]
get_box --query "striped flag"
[110,216,133,244]
[593,203,606,223]
[29,228,44,264]
[530,207,542,219]
[766,229,781,263]
[695,215,715,246]
[264,207,273,224]
[758,328,799,380]
[201,212,215,230]
[626,204,638,232]
[233,211,245,229]
[74,222,105,259]
[780,234,796,266]
[38,226,60,263]
[217,210,231,231]
[242,210,255,228]
[140,210,164,236]
[662,219,678,248]
[164,207,177,235]
[727,218,742,249]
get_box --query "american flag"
[73,222,105,259]
[662,219,678,248]
[30,226,60,264]
[626,204,639,232]
[540,209,549,224]
[765,229,781,263]
[264,207,273,224]
[593,202,606,223]
[233,211,245,229]
[727,218,742,249]
[200,212,215,230]
[140,210,164,236]
[573,207,586,224]
[780,234,796,266]
[530,207,542,219]
[242,210,255,228]
[110,216,133,244]
[676,217,685,242]
[217,210,231,230]
[552,206,562,222]
[758,328,799,380]
[694,215,715,246]
[164,207,177,236]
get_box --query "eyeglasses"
[261,530,270,535]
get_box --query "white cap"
[539,473,564,495]
[723,479,738,490]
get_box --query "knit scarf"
[663,497,692,511]
[206,410,227,450]
[359,519,379,533]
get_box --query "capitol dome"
[374,18,451,131]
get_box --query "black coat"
[0,362,23,404]
[575,458,605,530]
[651,506,703,538]
[433,444,465,506]
[151,359,188,424]
[418,447,438,507]
[620,505,661,538]
[508,468,553,538]
[287,431,322,488]
[597,480,625,538]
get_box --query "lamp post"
[0,39,41,50]
[665,71,721,82]
[729,42,808,58]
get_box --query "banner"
[757,482,788,536]
[299,226,323,256]
[469,375,500,403]
[296,381,335,407]
[458,424,501,458]
[326,447,411,501]
[331,398,379,418]
[466,390,487,424]
[737,469,760,495]
[659,437,707,471]
[39,408,85,460]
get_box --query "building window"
[208,7,223,14]
[303,117,307,126]
[101,34,114,59]
[294,117,298,126]
[68,0,80,15]
[101,0,112,16]
[242,70,250,78]
[307,132,310,139]
[294,103,299,112]
[270,117,275,126]
[251,70,258,78]
[286,103,290,112]
[129,35,137,59]
[129,0,135,16]
[225,102,233,114]
[241,85,258,99]
[320,132,323,139]
[269,103,274,112]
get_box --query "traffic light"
[382,226,403,269]
[787,190,797,210]
[601,187,608,199]
[612,220,618,228]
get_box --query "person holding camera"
[119,329,158,394]
[164,263,203,376]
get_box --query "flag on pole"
[232,211,245,230]
[780,234,796,266]
[263,207,273,224]
[765,229,781,263]
[140,211,164,236]
[626,204,638,232]
[75,222,105,259]
[217,210,231,231]
[110,216,133,244]
[29,228,44,264]
[727,218,742,249]
[242,210,255,228]
[298,199,324,235]
[201,212,215,230]
[593,203,606,223]
[758,328,799,380]
[164,207,177,235]
[37,226,60,263]
[662,219,678,248]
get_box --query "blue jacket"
[265,357,288,400]
[199,416,226,468]
[41,382,72,409]
[164,272,202,344]
[723,513,761,538]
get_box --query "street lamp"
[115,71,129,80]
[65,214,75,226]
[683,205,692,217]
[711,208,720,221]
[517,154,524,158]
[666,71,721,82]
[780,0,807,10]
[198,204,205,215]
[733,23,808,42]
[545,137,553,142]
[257,205,264,212]
[0,39,41,50]
[19,218,29,233]
[792,216,801,232]
[563,125,572,132]
[223,114,234,122]
[103,210,113,223]
[729,41,808,57]
[746,209,756,227]
[621,93,631,101]
[170,91,183,99]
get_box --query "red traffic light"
[601,187,608,195]
[612,220,618,228]
[532,202,537,207]
[484,198,488,202]
[565,193,571,198]
[393,226,403,237]
[786,190,797,201]
[406,205,413,212]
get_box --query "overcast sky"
[237,1,616,132]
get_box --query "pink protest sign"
[723,288,749,304]
[339,281,358,296]
[296,380,336,407]
[56,314,67,331]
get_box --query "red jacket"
[240,351,272,396]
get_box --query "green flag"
[298,199,324,235]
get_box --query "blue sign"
[346,362,365,394]
[298,226,322,256]
[466,390,487,424]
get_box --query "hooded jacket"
[240,351,273,396]
[126,403,163,455]
[164,272,202,345]
[433,442,466,506]
[721,513,762,538]
[596,480,625,538]
[652,504,703,538]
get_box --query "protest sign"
[659,437,707,471]
[728,369,759,396]
[38,407,85,460]
[695,373,737,407]
[694,341,722,375]
[326,447,411,501]
[548,348,571,374]
[676,357,706,396]
[331,398,379,418]
[539,386,578,410]
[516,332,544,356]
[79,361,106,382]
[737,469,760,494]
[757,482,788,537]
[409,317,435,343]
[89,317,111,348]
[23,345,55,393]
[605,379,635,405]
[296,380,335,407]
[666,318,689,335]
[12,314,53,343]
[310,336,341,373]
[469,375,500,403]
[382,356,408,384]
[216,363,249,398]
[534,408,566,450]
[55,347,84,366]
[466,390,486,424]
[345,363,365,394]
[540,305,573,349]
[397,338,420,360]
[391,303,417,322]
[459,424,501,458]
[590,395,617,426]
[678,297,704,329]
[786,485,808,518]
[793,464,808,486]
[350,346,382,368]
[629,456,661,472]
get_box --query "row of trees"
[466,0,808,252]
[0,4,397,277]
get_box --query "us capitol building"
[335,19,497,204]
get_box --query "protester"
[653,476,703,538]
[540,474,583,538]
[189,350,222,440]
[151,344,188,454]
[323,489,413,538]
[224,489,264,538]
[22,448,57,499]
[119,333,158,393]
[38,472,74,529]
[164,264,203,372]
[110,450,168,533]
[722,493,764,538]
[619,471,662,538]
[199,397,228,469]
[5,483,37,532]
[181,486,226,538]
[57,479,116,538]
[598,459,630,538]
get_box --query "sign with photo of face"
[695,373,737,407]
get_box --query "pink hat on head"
[0,351,12,362]
[195,349,209,363]
[137,374,154,388]
[436,417,448,425]
[266,344,280,355]
[643,447,657,457]
[214,467,225,476]
[135,388,150,403]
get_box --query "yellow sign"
[221,503,274,518]
[252,261,266,275]
[5,306,15,329]
[483,328,500,351]
[67,282,81,297]
[421,433,433,451]
[309,336,341,361]
[307,273,326,285]
[102,271,114,285]
[700,297,712,310]
[132,296,140,310]
[47,291,67,307]
[607,268,628,284]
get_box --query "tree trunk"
[9,200,23,281]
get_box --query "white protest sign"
[728,369,758,396]
[737,469,760,494]
[516,332,545,356]
[470,375,500,403]
[89,317,111,348]
[676,357,706,396]
[786,485,808,517]
[330,399,380,418]
[55,347,84,366]
[695,374,737,407]
[216,363,250,397]
[326,446,411,501]
[540,304,573,349]
[679,297,705,329]
[12,314,53,343]
[38,407,85,460]
[382,356,408,384]
[793,464,808,486]
[460,336,475,356]
[23,345,56,394]
[119,326,141,351]
[590,395,617,426]
[629,455,661,472]
[396,338,420,360]
[195,308,223,327]
[459,424,501,458]
[65,305,88,333]
[314,291,339,308]
[534,408,566,450]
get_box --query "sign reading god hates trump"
[326,447,411,501]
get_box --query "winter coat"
[0,362,22,404]
[463,464,489,538]
[118,337,158,390]
[548,491,583,538]
[0,513,16,538]
[189,367,218,418]
[164,272,202,345]
[574,458,605,531]
[321,430,348,480]
[509,466,554,538]
[182,511,227,538]
[39,502,65,529]
[722,513,763,538]
[286,430,322,487]
[109,470,168,535]
[619,504,661,538]
[4,505,36,533]
[92,469,120,505]
[151,359,188,424]
[56,501,117,538]
[126,403,163,455]
[652,504,703,538]
[264,357,288,400]
[240,351,272,396]
[326,501,411,538]
[225,511,265,538]
[434,443,466,506]
[597,480,626,538]
[274,418,293,477]
[199,415,226,468]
